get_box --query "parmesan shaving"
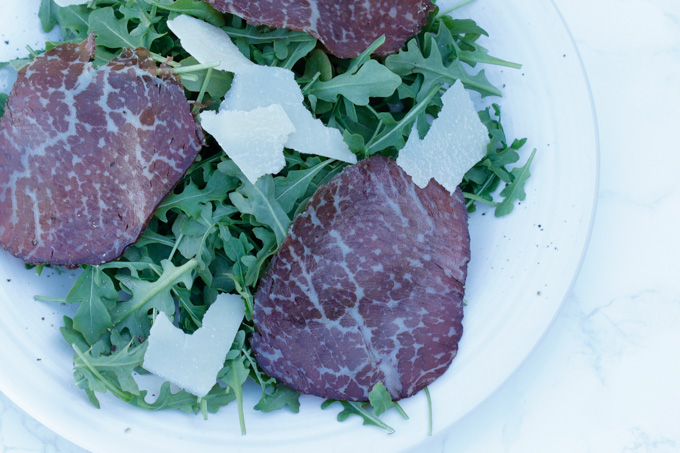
[200,104,295,184]
[224,65,357,163]
[142,293,246,398]
[396,80,490,193]
[167,14,254,74]
[166,14,357,181]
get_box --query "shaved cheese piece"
[167,14,357,177]
[143,293,246,397]
[200,104,295,184]
[397,80,490,193]
[167,14,254,74]
[224,65,357,164]
[54,0,87,6]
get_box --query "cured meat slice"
[204,0,434,58]
[251,156,469,401]
[0,36,203,266]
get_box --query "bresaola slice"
[0,36,203,266]
[251,156,470,401]
[204,0,434,58]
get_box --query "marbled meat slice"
[204,0,434,58]
[251,156,469,401]
[0,36,204,266]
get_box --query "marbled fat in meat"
[204,0,434,58]
[0,36,204,266]
[251,156,469,401]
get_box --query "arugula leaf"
[219,354,250,433]
[321,400,395,434]
[220,231,256,303]
[365,84,440,155]
[274,159,334,214]
[253,383,300,413]
[88,7,146,49]
[145,0,226,27]
[302,49,333,82]
[66,266,118,345]
[495,148,536,217]
[461,104,533,214]
[219,161,291,245]
[131,381,235,413]
[111,259,197,333]
[242,227,277,287]
[55,5,90,42]
[310,60,402,106]
[60,316,90,356]
[71,338,235,414]
[320,382,407,433]
[279,39,317,70]
[38,0,58,33]
[156,159,237,222]
[385,35,501,99]
[72,341,148,406]
[177,56,233,98]
[0,93,8,120]
[368,382,407,419]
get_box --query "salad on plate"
[0,0,534,435]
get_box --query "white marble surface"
[1,0,679,452]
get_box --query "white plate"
[0,0,598,451]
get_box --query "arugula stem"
[463,191,497,207]
[232,366,246,435]
[111,258,199,325]
[275,159,333,206]
[149,52,180,67]
[300,71,322,96]
[182,154,223,179]
[366,84,440,154]
[347,401,395,434]
[394,402,409,420]
[249,184,289,241]
[347,35,386,74]
[200,397,209,420]
[465,172,499,209]
[25,45,38,58]
[33,296,66,303]
[438,0,476,17]
[242,349,266,389]
[173,61,220,74]
[168,233,184,262]
[101,260,161,278]
[72,343,132,402]
[424,386,433,436]
[195,67,214,106]
[133,0,153,24]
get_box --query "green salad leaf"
[321,382,408,434]
[67,266,118,345]
[88,7,147,49]
[0,93,9,120]
[310,59,402,105]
